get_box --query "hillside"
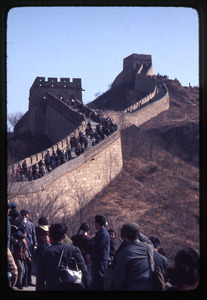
[88,80,147,111]
[7,132,52,164]
[66,78,199,263]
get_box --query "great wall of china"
[8,54,170,217]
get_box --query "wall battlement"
[123,53,152,71]
[29,76,84,109]
[112,53,153,88]
[31,77,82,90]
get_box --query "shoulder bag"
[144,242,166,291]
[56,245,84,290]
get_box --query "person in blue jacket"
[36,223,91,290]
[19,210,37,286]
[90,215,110,290]
[112,222,156,290]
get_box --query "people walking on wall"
[11,104,118,183]
[89,215,110,290]
[112,222,156,290]
[22,160,27,174]
[36,223,91,291]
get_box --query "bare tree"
[7,111,24,132]
[21,188,69,224]
[69,179,91,224]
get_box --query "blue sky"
[7,6,199,115]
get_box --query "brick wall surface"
[10,131,123,217]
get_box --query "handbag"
[56,245,84,290]
[144,242,166,291]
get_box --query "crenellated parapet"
[29,76,84,110]
[30,77,82,91]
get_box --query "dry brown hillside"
[66,78,199,264]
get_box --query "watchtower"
[29,77,84,110]
[123,54,152,71]
[112,53,153,88]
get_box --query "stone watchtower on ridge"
[29,77,83,109]
[112,53,153,88]
[15,76,85,144]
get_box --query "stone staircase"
[70,119,98,158]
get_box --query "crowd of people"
[7,203,200,291]
[12,114,117,182]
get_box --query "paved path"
[12,275,36,291]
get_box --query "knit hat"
[121,222,140,240]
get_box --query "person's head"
[9,209,20,221]
[121,222,140,242]
[42,232,50,244]
[108,229,115,240]
[10,202,17,210]
[95,215,106,230]
[38,216,48,226]
[149,236,161,251]
[49,223,67,244]
[167,247,200,290]
[78,223,90,235]
[20,209,29,220]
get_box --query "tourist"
[112,222,156,290]
[19,210,37,286]
[165,247,199,291]
[62,223,73,245]
[89,215,110,290]
[149,236,169,278]
[35,216,49,245]
[36,223,90,290]
[108,229,116,266]
[12,228,27,289]
[22,160,27,174]
[71,223,92,271]
[7,247,18,288]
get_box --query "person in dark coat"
[112,222,156,291]
[89,215,110,290]
[149,236,169,278]
[108,229,116,266]
[19,210,37,287]
[71,223,92,270]
[165,247,199,291]
[36,223,90,291]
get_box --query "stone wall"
[122,90,169,128]
[44,93,85,144]
[10,94,87,174]
[100,82,169,130]
[9,130,123,217]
